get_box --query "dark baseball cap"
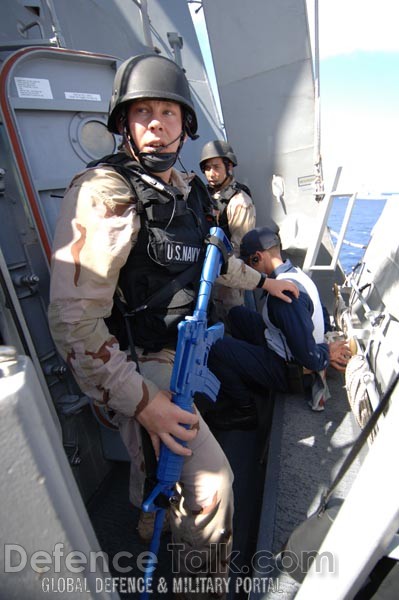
[239,226,281,259]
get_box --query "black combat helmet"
[107,53,198,139]
[199,140,237,172]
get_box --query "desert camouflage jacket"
[48,164,261,417]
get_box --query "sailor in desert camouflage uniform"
[48,53,298,598]
[200,140,256,326]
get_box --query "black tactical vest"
[209,180,252,240]
[88,153,215,352]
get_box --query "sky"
[189,0,399,193]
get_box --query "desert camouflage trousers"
[114,348,234,599]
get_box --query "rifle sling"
[125,261,202,316]
[205,232,231,266]
[112,295,160,502]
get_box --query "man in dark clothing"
[207,226,351,431]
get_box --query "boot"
[137,508,170,542]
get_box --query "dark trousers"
[208,306,289,408]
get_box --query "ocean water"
[327,197,387,274]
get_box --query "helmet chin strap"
[209,175,229,191]
[123,122,184,173]
[208,162,232,191]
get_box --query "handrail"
[302,166,341,275]
[303,167,362,276]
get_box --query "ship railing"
[302,168,396,408]
[303,166,363,275]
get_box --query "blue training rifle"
[140,226,232,599]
